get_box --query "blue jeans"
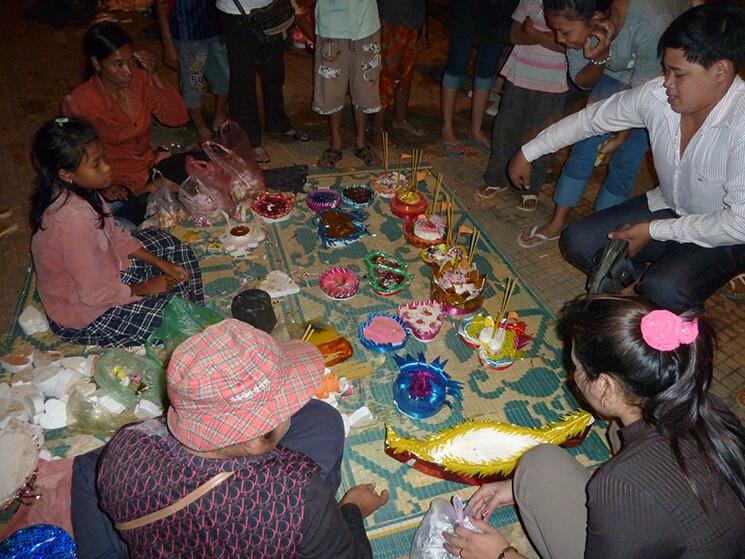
[554,75,649,210]
[176,36,230,109]
[442,37,504,91]
[560,195,745,312]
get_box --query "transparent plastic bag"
[178,175,230,226]
[201,139,265,206]
[93,350,165,408]
[410,496,482,559]
[66,384,135,435]
[143,170,187,229]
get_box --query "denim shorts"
[176,35,230,108]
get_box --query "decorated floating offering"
[372,171,408,198]
[0,421,42,510]
[364,251,413,296]
[430,263,486,315]
[358,312,409,352]
[390,148,428,220]
[404,213,446,248]
[298,321,354,367]
[251,192,295,223]
[458,314,532,370]
[319,266,360,300]
[341,183,376,208]
[315,209,369,248]
[306,188,341,212]
[397,300,446,342]
[392,353,462,419]
[384,409,594,484]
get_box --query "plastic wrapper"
[410,496,482,559]
[143,171,188,229]
[144,297,224,365]
[185,156,237,217]
[93,350,165,408]
[202,140,265,207]
[178,175,232,226]
[66,384,135,435]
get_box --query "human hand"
[584,18,615,62]
[133,50,158,74]
[159,261,188,282]
[443,518,514,559]
[102,184,130,202]
[131,275,175,296]
[608,222,651,257]
[507,149,532,190]
[521,16,535,38]
[466,480,514,520]
[163,44,179,70]
[339,483,389,518]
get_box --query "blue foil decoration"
[358,312,409,352]
[0,524,76,559]
[314,209,370,248]
[392,353,463,419]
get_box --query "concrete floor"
[2,1,744,420]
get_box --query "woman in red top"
[62,22,190,224]
[30,118,203,347]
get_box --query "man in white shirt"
[509,4,745,312]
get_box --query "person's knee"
[560,222,593,273]
[636,273,700,313]
[303,399,345,458]
[514,445,568,500]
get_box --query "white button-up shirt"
[522,76,745,248]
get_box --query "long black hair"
[543,0,611,21]
[83,21,132,77]
[30,118,109,233]
[557,294,745,508]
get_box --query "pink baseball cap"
[166,319,325,451]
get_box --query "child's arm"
[155,0,179,70]
[510,17,564,53]
[129,247,189,283]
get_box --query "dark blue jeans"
[442,37,504,91]
[560,195,745,312]
[71,400,345,558]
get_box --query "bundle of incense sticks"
[382,131,389,173]
[301,323,314,342]
[445,196,454,245]
[428,173,443,216]
[467,230,480,267]
[409,149,423,192]
[492,277,517,337]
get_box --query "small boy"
[313,0,382,168]
[476,0,568,212]
[155,0,230,141]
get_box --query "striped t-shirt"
[500,0,568,94]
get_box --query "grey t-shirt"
[566,0,684,89]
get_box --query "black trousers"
[219,12,292,148]
[560,195,745,313]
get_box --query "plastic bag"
[410,496,482,559]
[93,350,166,408]
[66,385,134,435]
[185,156,237,215]
[216,119,256,167]
[178,175,231,226]
[202,139,265,206]
[145,297,224,365]
[143,170,187,229]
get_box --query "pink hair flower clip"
[640,310,699,352]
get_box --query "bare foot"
[196,125,213,142]
[392,119,424,137]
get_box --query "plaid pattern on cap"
[167,319,325,451]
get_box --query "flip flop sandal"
[465,135,491,153]
[282,128,311,142]
[352,145,381,167]
[252,146,271,165]
[726,274,745,301]
[475,184,508,199]
[440,140,465,159]
[0,203,11,220]
[391,119,425,137]
[317,148,343,169]
[517,224,560,249]
[517,194,538,212]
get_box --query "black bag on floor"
[586,237,637,294]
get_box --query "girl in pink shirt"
[30,118,203,347]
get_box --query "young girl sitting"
[30,117,204,347]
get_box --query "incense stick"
[492,277,517,337]
[301,323,314,342]
[428,173,442,216]
[382,131,389,173]
[467,230,480,267]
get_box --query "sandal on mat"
[517,194,538,212]
[476,184,507,199]
[440,139,465,159]
[726,273,745,301]
[517,224,560,248]
[352,145,381,167]
[317,148,343,169]
[282,128,311,142]
[465,135,491,153]
[252,146,271,165]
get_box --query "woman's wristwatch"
[498,545,519,559]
